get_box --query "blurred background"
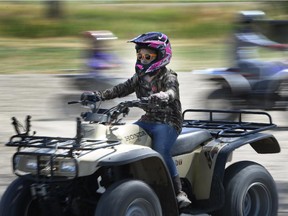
[0,1,288,74]
[1,0,288,120]
[1,1,288,214]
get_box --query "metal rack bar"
[6,135,120,152]
[182,109,276,137]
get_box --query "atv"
[0,97,280,216]
[194,10,288,121]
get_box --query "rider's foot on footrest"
[177,191,192,208]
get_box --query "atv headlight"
[14,155,38,174]
[60,161,76,173]
[13,155,21,169]
[13,154,78,178]
[26,158,38,170]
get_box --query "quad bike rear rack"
[182,109,276,138]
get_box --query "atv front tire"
[214,161,278,216]
[95,179,162,216]
[0,177,40,216]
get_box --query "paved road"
[0,73,287,215]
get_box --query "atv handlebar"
[68,97,150,109]
[68,97,167,124]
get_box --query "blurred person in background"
[81,32,192,208]
[231,10,288,79]
[57,31,123,118]
[73,30,123,91]
[81,30,121,76]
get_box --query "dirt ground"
[0,73,287,215]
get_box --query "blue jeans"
[134,121,179,177]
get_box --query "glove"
[148,91,169,104]
[80,91,101,102]
[268,44,288,51]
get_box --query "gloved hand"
[148,91,169,104]
[80,91,101,102]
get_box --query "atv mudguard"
[273,68,288,79]
[200,132,280,211]
[214,132,280,176]
[98,145,179,216]
[207,67,288,95]
[213,133,280,178]
[98,144,163,166]
[208,69,252,95]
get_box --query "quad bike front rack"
[6,116,121,156]
[6,116,121,180]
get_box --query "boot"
[172,175,192,208]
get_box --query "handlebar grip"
[140,97,149,102]
[68,101,80,104]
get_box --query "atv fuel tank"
[81,122,152,147]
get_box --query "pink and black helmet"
[129,32,172,75]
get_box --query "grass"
[0,2,287,74]
[0,37,81,74]
[0,37,229,74]
[0,2,264,39]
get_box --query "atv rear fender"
[214,132,280,178]
[209,71,252,95]
[98,146,179,216]
[202,132,280,211]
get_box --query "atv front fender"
[98,144,172,187]
[271,69,288,82]
[194,68,252,95]
[210,72,252,95]
[98,145,162,166]
[78,145,160,176]
[98,144,179,216]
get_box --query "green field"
[0,2,287,74]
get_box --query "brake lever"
[140,97,149,103]
[67,101,80,105]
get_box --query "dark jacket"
[100,67,182,134]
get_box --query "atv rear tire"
[95,179,162,216]
[213,161,278,216]
[0,177,40,216]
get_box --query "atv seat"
[171,128,212,156]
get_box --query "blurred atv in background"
[71,30,123,91]
[51,30,127,118]
[0,96,280,216]
[194,10,288,121]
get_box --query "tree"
[45,0,63,19]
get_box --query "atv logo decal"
[204,151,212,169]
[175,159,182,166]
[204,144,223,169]
[124,131,147,142]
